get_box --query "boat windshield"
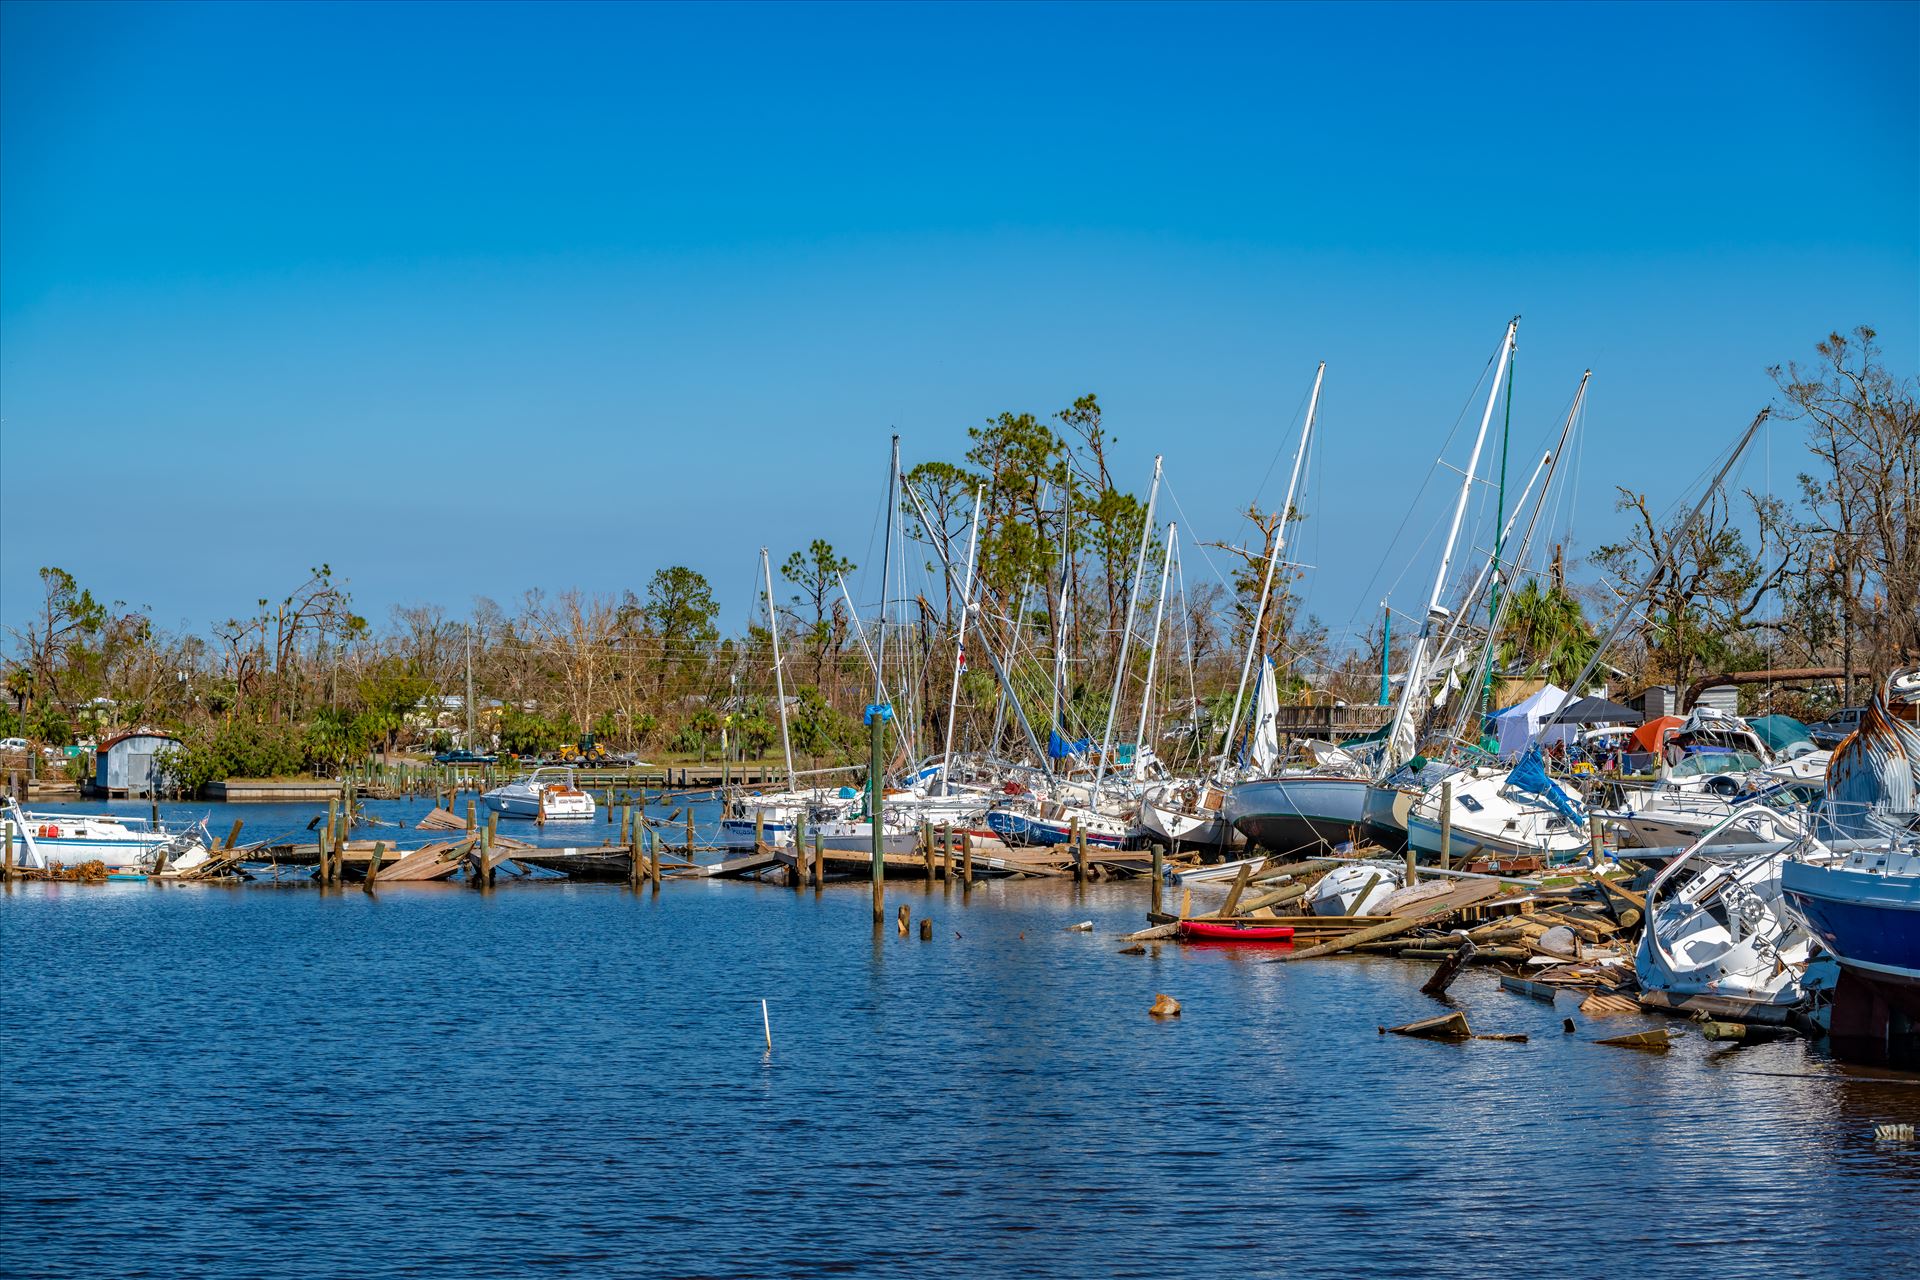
[1669,751,1764,779]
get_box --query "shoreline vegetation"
[2,327,1913,796]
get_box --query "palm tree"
[1499,578,1599,688]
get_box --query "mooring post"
[1589,817,1605,866]
[1438,780,1454,871]
[961,831,973,893]
[865,701,889,925]
[650,827,661,890]
[1405,842,1417,888]
[1151,845,1164,916]
[5,822,14,880]
[325,797,341,887]
[755,809,765,851]
[922,822,934,882]
[812,832,824,889]
[941,823,953,886]
[466,797,477,832]
[685,806,695,857]
[364,841,385,890]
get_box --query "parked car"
[0,737,29,752]
[1808,706,1867,748]
[433,748,498,765]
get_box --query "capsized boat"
[2,801,212,872]
[480,768,595,820]
[1304,861,1404,916]
[1635,803,1835,1017]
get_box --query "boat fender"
[41,825,59,838]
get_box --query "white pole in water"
[1384,320,1516,770]
[938,486,985,796]
[762,548,796,793]
[761,998,772,1051]
[1135,523,1177,757]
[1217,361,1325,780]
[1091,457,1162,801]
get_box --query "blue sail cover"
[1509,746,1585,824]
[1049,731,1092,761]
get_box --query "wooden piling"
[3,822,12,880]
[364,841,386,890]
[961,832,973,891]
[630,827,643,888]
[1221,861,1254,916]
[754,809,765,850]
[896,904,910,937]
[919,917,932,941]
[1405,842,1417,888]
[812,832,824,889]
[1071,818,1084,882]
[685,808,695,857]
[941,824,953,885]
[466,797,477,832]
[922,823,935,882]
[1150,845,1164,915]
[1589,818,1605,864]
[325,798,340,886]
[1438,780,1453,871]
[222,819,244,851]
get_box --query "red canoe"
[1175,921,1295,943]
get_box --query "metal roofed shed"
[92,731,180,797]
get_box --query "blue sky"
[2,1,1914,648]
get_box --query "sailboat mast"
[938,486,985,794]
[1134,522,1177,755]
[1217,360,1325,780]
[899,475,1054,775]
[877,434,898,709]
[1092,455,1162,798]
[1382,320,1516,769]
[1542,407,1771,732]
[761,547,796,791]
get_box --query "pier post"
[1405,842,1417,887]
[364,841,385,890]
[466,798,476,832]
[630,826,643,889]
[1438,781,1453,871]
[685,808,695,858]
[223,819,244,851]
[961,832,973,893]
[1151,845,1163,916]
[4,822,13,880]
[650,828,661,890]
[325,798,341,887]
[1589,818,1605,866]
[941,824,953,885]
[755,809,765,851]
[922,822,934,882]
[813,831,824,888]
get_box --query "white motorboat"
[2,801,211,872]
[1635,803,1835,1015]
[1139,777,1236,851]
[1403,756,1591,863]
[480,768,595,820]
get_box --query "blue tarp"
[1048,731,1093,761]
[1509,745,1585,825]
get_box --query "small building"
[1633,684,1738,719]
[92,731,180,797]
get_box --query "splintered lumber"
[1698,1020,1797,1043]
[1123,923,1181,942]
[1578,992,1639,1018]
[374,839,472,882]
[1383,1011,1472,1041]
[1595,1027,1672,1051]
[1271,880,1506,963]
[415,806,468,832]
[1219,862,1255,917]
[1230,880,1313,917]
[1420,937,1477,997]
[1500,974,1560,1002]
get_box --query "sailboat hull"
[1227,777,1370,854]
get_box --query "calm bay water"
[3,799,1917,1277]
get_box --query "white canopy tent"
[1490,682,1574,757]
